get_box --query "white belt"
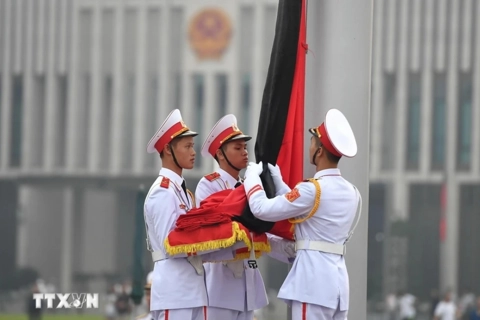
[152,251,166,262]
[295,239,345,256]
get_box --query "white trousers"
[152,307,207,320]
[206,306,254,320]
[292,301,347,320]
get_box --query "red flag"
[277,0,306,187]
[239,0,305,232]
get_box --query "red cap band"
[208,127,242,157]
[318,123,342,157]
[154,122,188,153]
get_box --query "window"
[407,184,442,299]
[431,73,446,170]
[145,8,160,170]
[10,76,23,167]
[77,74,90,169]
[193,74,204,168]
[100,76,112,170]
[99,9,114,170]
[76,9,93,169]
[457,72,472,170]
[239,7,253,137]
[0,77,2,164]
[406,73,421,170]
[146,9,160,74]
[241,73,251,135]
[124,9,137,74]
[459,185,480,292]
[263,6,277,78]
[145,76,158,169]
[32,76,46,167]
[79,10,93,74]
[0,1,4,70]
[101,9,114,75]
[367,183,387,300]
[216,74,228,118]
[121,9,138,170]
[170,8,184,111]
[173,72,182,110]
[56,76,68,167]
[381,73,396,170]
[122,75,135,170]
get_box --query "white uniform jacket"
[246,168,359,311]
[195,168,269,312]
[145,168,234,311]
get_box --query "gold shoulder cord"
[288,178,321,224]
[187,189,196,208]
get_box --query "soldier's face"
[218,140,249,169]
[172,136,196,169]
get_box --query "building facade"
[369,0,480,300]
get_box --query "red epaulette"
[204,172,221,182]
[160,177,170,189]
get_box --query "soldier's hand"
[285,241,296,258]
[267,163,283,179]
[267,163,291,195]
[245,161,263,177]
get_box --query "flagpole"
[305,1,373,319]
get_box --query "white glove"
[245,161,264,177]
[244,161,265,198]
[268,235,296,263]
[267,163,283,179]
[267,163,291,195]
[284,241,296,258]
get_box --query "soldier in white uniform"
[196,114,296,320]
[243,109,362,320]
[145,109,237,320]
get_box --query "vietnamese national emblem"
[188,8,232,60]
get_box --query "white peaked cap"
[146,109,197,154]
[201,114,251,158]
[308,108,357,158]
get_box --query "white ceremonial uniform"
[196,168,268,320]
[145,168,235,320]
[196,113,297,320]
[245,168,359,319]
